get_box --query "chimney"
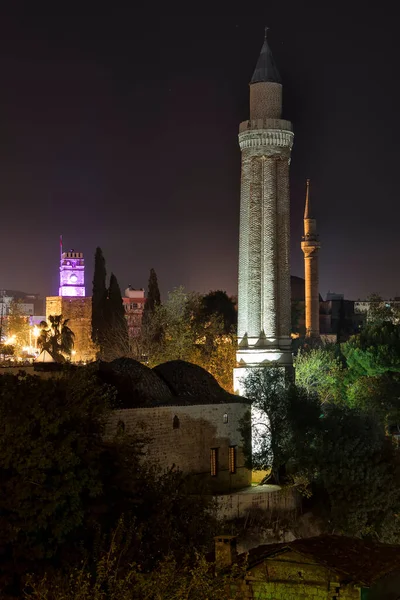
[214,535,237,570]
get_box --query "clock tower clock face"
[70,273,78,284]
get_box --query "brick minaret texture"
[234,32,294,393]
[301,179,320,338]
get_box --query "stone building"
[46,296,96,362]
[216,534,400,599]
[235,31,294,393]
[104,358,251,494]
[301,179,320,338]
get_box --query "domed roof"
[153,360,241,405]
[97,357,173,408]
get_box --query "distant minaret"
[301,180,320,338]
[234,30,294,393]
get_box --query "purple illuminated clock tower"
[59,250,85,297]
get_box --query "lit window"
[173,415,180,429]
[223,413,228,424]
[210,448,219,477]
[229,446,237,474]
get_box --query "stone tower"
[301,179,320,338]
[234,31,294,394]
[59,250,85,297]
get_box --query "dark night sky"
[1,4,400,301]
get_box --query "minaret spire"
[301,179,320,338]
[251,29,282,85]
[304,178,311,219]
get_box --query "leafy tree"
[92,247,108,350]
[342,321,400,379]
[197,290,237,334]
[37,315,75,362]
[240,367,320,483]
[0,368,115,591]
[311,405,400,541]
[366,293,400,325]
[294,346,345,404]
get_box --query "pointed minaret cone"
[250,30,282,120]
[301,179,320,338]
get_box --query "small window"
[223,413,228,424]
[229,446,237,474]
[173,415,180,429]
[210,448,219,477]
[117,420,125,435]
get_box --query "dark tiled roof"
[154,360,248,405]
[251,38,282,85]
[242,535,400,586]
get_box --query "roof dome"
[98,358,173,408]
[153,360,240,405]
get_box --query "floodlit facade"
[59,251,85,297]
[234,32,294,393]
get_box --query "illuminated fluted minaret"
[301,179,320,338]
[234,30,294,393]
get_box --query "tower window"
[173,415,180,429]
[229,446,237,474]
[223,413,228,424]
[210,448,219,477]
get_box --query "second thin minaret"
[301,180,320,338]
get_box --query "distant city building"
[123,286,146,338]
[326,291,344,301]
[59,251,85,297]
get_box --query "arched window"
[173,415,180,429]
[223,413,228,424]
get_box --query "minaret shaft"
[234,34,294,393]
[301,180,320,338]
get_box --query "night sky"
[1,4,399,301]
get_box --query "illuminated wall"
[59,251,85,297]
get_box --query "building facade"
[301,179,320,338]
[235,32,294,393]
[123,286,146,338]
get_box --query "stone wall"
[107,403,251,494]
[46,296,96,362]
[213,486,301,521]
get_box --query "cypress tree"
[107,273,129,356]
[143,268,161,323]
[92,247,107,348]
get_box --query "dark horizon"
[1,5,399,302]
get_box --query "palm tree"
[37,315,75,362]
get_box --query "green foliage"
[294,346,345,404]
[92,247,108,348]
[342,321,400,379]
[366,293,400,325]
[6,298,31,352]
[37,315,75,361]
[0,369,114,568]
[25,522,244,600]
[197,290,237,334]
[241,367,320,483]
[311,405,400,541]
